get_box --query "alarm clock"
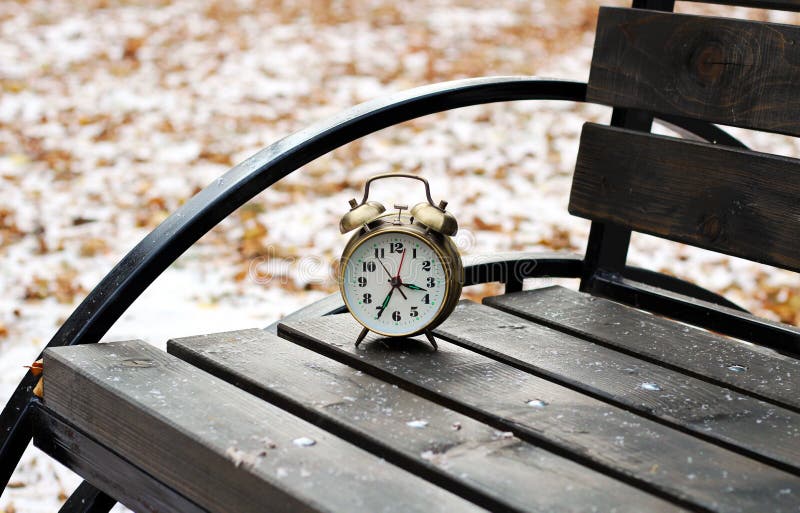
[339,173,463,349]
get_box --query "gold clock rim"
[339,223,460,338]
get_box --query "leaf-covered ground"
[1,1,799,510]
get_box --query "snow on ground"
[1,1,799,511]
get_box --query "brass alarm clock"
[339,173,463,349]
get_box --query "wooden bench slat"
[43,341,482,513]
[433,301,800,474]
[33,409,208,513]
[588,7,800,136]
[681,0,800,10]
[593,273,800,356]
[570,123,800,272]
[167,329,680,513]
[278,315,800,513]
[485,286,800,411]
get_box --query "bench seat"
[36,286,800,512]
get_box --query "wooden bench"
[3,0,800,511]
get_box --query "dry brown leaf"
[472,216,503,232]
[24,267,85,304]
[199,150,233,166]
[539,227,575,251]
[32,377,43,398]
[25,359,43,377]
[23,277,50,301]
[0,208,25,248]
[123,37,145,61]
[79,237,109,257]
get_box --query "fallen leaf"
[25,359,43,376]
[472,216,503,231]
[33,377,43,398]
[79,237,109,257]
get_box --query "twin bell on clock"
[338,173,463,349]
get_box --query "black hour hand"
[402,283,427,291]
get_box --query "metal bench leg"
[58,481,115,513]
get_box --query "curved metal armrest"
[49,77,588,351]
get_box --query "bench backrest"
[571,0,800,352]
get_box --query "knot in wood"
[691,41,726,85]
[698,213,723,241]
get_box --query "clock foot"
[423,331,438,351]
[354,326,369,348]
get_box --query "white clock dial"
[342,231,448,336]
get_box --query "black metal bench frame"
[4,0,800,510]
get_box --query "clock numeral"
[412,248,417,258]
[362,261,376,272]
[410,306,419,317]
[362,293,372,304]
[422,260,431,271]
[374,248,385,258]
[357,277,367,287]
[422,294,430,304]
[427,277,436,288]
[390,242,403,253]
[392,311,401,321]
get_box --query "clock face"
[341,231,448,336]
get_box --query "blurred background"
[1,0,799,510]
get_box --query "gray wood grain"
[33,408,208,513]
[570,123,800,273]
[588,7,800,136]
[685,0,800,10]
[681,0,800,11]
[43,341,483,513]
[485,286,800,411]
[279,314,800,513]
[433,300,800,474]
[168,328,683,513]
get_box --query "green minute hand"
[402,283,427,291]
[376,287,394,319]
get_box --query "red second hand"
[395,248,407,279]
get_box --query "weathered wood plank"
[681,0,800,11]
[168,329,682,513]
[485,286,800,411]
[588,7,800,136]
[32,407,208,513]
[432,301,800,474]
[594,273,800,356]
[278,315,800,513]
[570,123,800,272]
[42,341,483,513]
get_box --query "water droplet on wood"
[641,382,662,391]
[292,437,316,447]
